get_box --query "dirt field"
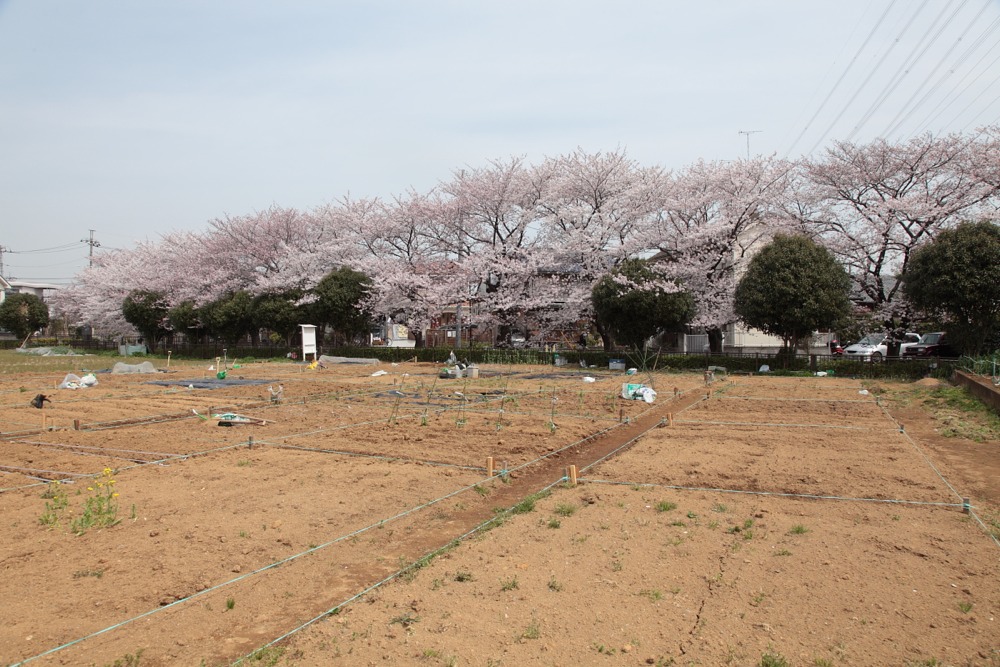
[0,354,997,666]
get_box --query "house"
[5,280,60,302]
[0,276,10,305]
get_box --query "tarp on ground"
[15,346,82,356]
[112,361,157,374]
[59,373,98,389]
[319,355,380,365]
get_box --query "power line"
[883,0,999,139]
[847,0,966,142]
[7,243,80,254]
[805,0,929,155]
[957,73,1000,131]
[783,0,898,158]
[915,30,1000,134]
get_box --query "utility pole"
[80,229,101,267]
[738,130,762,159]
[0,245,7,278]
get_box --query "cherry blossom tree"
[635,156,800,352]
[344,190,451,336]
[433,158,550,341]
[536,149,669,347]
[799,132,1000,323]
[54,130,999,352]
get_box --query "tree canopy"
[0,293,50,341]
[310,267,373,345]
[733,234,852,355]
[591,259,694,351]
[902,221,1000,355]
[121,290,170,346]
[48,131,1000,348]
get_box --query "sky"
[2,0,1000,285]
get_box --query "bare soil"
[0,359,997,666]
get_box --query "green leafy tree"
[902,221,1000,355]
[734,234,852,357]
[201,291,255,344]
[310,267,373,346]
[0,293,50,341]
[591,259,694,351]
[252,290,305,344]
[121,290,170,347]
[168,300,205,343]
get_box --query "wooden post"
[668,413,673,426]
[73,419,81,431]
[567,464,578,486]
[167,351,172,368]
[619,407,624,423]
[41,412,47,430]
[962,498,971,514]
[673,387,679,397]
[705,390,711,399]
[486,456,495,478]
[248,435,254,450]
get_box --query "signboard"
[299,324,317,361]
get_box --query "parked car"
[843,332,921,362]
[902,332,960,359]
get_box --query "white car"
[843,332,921,362]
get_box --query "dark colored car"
[902,332,960,359]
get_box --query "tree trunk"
[708,328,724,354]
[595,321,613,351]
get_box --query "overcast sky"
[2,0,999,284]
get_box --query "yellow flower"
[103,468,113,476]
[108,480,116,486]
[87,487,94,491]
[112,493,119,498]
[96,482,104,488]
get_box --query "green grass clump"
[554,503,576,517]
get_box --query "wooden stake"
[73,419,81,431]
[41,412,47,430]
[673,387,679,397]
[963,498,971,514]
[486,456,495,478]
[705,390,711,399]
[567,464,578,486]
[248,435,254,450]
[668,413,673,426]
[619,407,624,423]
[167,351,172,368]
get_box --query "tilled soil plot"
[0,365,997,666]
[0,360,698,666]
